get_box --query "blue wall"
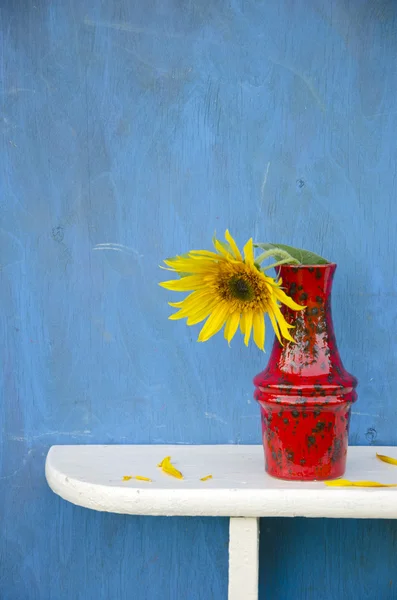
[1,1,397,598]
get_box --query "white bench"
[45,445,397,600]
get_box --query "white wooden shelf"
[46,445,397,519]
[45,445,397,600]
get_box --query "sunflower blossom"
[159,230,305,350]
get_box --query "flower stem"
[262,257,299,271]
[256,249,287,264]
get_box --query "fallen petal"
[158,456,183,479]
[134,476,152,482]
[122,476,133,481]
[325,479,397,488]
[200,475,213,481]
[376,453,397,466]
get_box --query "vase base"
[265,468,345,482]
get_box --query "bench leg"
[228,517,260,600]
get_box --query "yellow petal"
[271,303,295,342]
[200,474,213,481]
[273,286,306,311]
[169,289,214,309]
[268,307,282,344]
[182,298,218,326]
[239,315,246,335]
[122,476,132,481]
[158,456,184,479]
[189,250,222,259]
[376,453,397,466]
[243,238,254,265]
[213,238,234,259]
[239,312,248,342]
[159,265,179,272]
[224,312,240,344]
[325,479,397,488]
[186,307,217,326]
[243,311,253,346]
[180,291,216,310]
[224,230,242,260]
[252,311,265,351]
[165,255,217,267]
[168,310,189,321]
[134,476,152,482]
[169,296,215,321]
[198,303,229,342]
[168,300,185,308]
[159,275,208,292]
[162,259,215,273]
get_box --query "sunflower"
[159,230,305,350]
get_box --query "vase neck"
[273,264,341,378]
[254,263,357,400]
[277,263,336,306]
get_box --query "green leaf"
[254,243,329,265]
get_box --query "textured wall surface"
[1,0,397,598]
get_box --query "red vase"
[254,263,357,481]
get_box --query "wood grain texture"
[1,0,397,598]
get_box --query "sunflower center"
[228,276,254,301]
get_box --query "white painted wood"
[228,518,259,600]
[45,445,397,518]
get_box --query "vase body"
[254,264,357,481]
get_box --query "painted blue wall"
[1,0,397,598]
